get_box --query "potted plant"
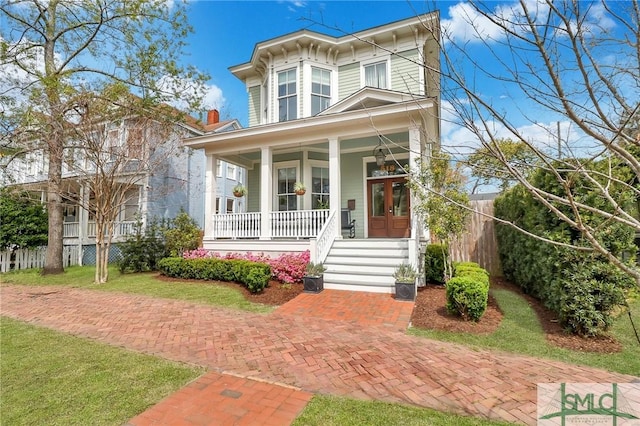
[393,262,417,301]
[233,184,247,197]
[294,182,306,195]
[303,262,327,293]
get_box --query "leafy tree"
[409,151,470,281]
[467,138,539,192]
[0,188,48,249]
[1,0,208,275]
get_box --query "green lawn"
[409,287,640,376]
[0,265,274,313]
[0,317,204,425]
[1,318,514,426]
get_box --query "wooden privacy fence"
[447,198,502,277]
[0,246,81,273]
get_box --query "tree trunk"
[42,129,65,275]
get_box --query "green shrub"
[118,217,169,273]
[445,275,489,322]
[157,257,271,293]
[163,210,202,257]
[494,165,636,336]
[424,244,448,284]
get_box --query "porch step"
[323,239,409,293]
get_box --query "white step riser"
[325,264,396,275]
[324,277,395,288]
[324,272,394,285]
[328,248,408,258]
[332,240,408,250]
[324,257,402,267]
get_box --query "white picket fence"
[0,246,81,273]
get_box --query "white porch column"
[260,146,272,240]
[328,137,341,238]
[204,154,218,238]
[408,125,422,272]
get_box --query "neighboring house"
[202,109,247,215]
[184,13,441,293]
[0,107,241,265]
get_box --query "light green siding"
[248,86,261,127]
[391,49,421,94]
[247,167,260,212]
[338,62,360,101]
[340,151,365,238]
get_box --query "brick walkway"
[1,285,638,425]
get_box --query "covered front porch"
[184,89,437,284]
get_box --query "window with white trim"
[226,198,234,214]
[311,166,330,209]
[215,197,220,214]
[276,166,297,211]
[311,67,331,115]
[227,163,236,180]
[278,68,297,122]
[364,61,387,89]
[216,160,222,177]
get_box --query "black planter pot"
[303,275,324,293]
[394,281,416,301]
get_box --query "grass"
[0,317,204,426]
[409,287,640,376]
[0,265,274,313]
[293,395,514,426]
[1,318,515,426]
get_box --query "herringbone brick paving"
[1,285,638,425]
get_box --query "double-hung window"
[364,61,387,89]
[277,166,297,211]
[311,166,330,209]
[311,67,331,115]
[278,68,297,122]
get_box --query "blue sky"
[183,0,448,125]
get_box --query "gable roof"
[318,87,427,116]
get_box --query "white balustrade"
[87,221,136,238]
[212,212,262,239]
[313,209,338,263]
[63,222,80,238]
[269,209,329,239]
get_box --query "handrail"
[313,209,338,264]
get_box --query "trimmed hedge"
[158,257,272,293]
[424,243,448,284]
[494,165,635,336]
[445,262,490,322]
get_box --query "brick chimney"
[207,109,220,125]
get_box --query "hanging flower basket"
[294,182,306,196]
[233,184,247,198]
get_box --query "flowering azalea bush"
[182,249,310,284]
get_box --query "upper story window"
[227,163,236,180]
[311,67,331,116]
[216,159,222,177]
[278,68,297,122]
[364,61,387,89]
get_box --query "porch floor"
[275,289,414,331]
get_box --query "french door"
[367,177,410,238]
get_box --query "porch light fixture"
[373,138,386,166]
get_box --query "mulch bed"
[410,277,621,353]
[155,273,621,353]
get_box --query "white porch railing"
[213,212,261,239]
[86,221,136,238]
[63,222,80,238]
[269,209,330,239]
[311,209,338,264]
[210,210,330,240]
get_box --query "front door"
[367,177,410,238]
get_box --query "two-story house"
[0,107,245,266]
[184,13,441,293]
